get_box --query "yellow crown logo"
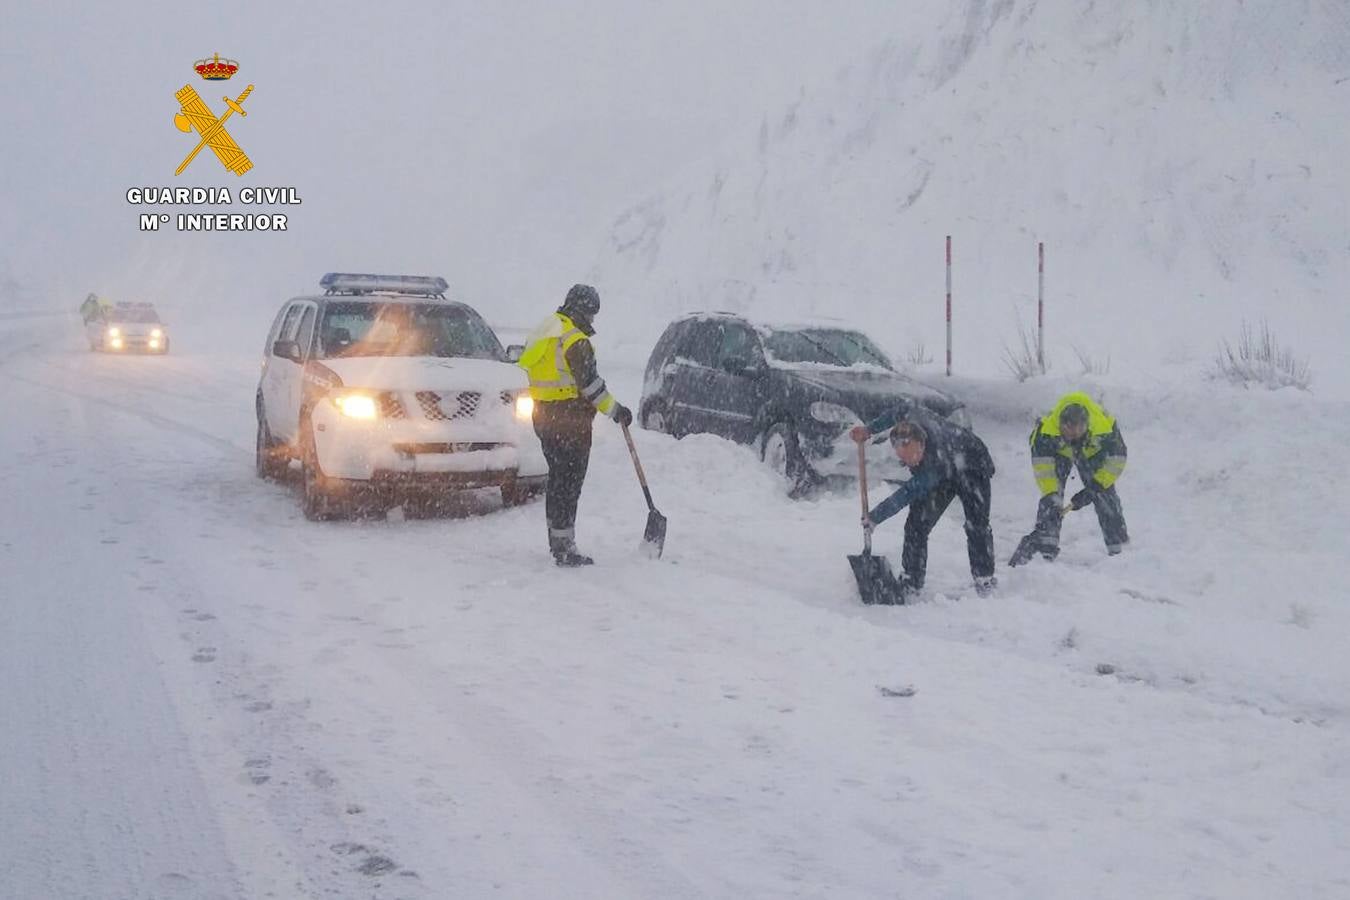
[194,53,239,81]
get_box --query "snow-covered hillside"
[592,0,1350,395]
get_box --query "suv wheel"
[300,422,347,521]
[642,400,678,438]
[761,421,807,480]
[255,400,288,480]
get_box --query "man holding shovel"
[1008,392,1129,566]
[850,409,998,599]
[518,284,633,567]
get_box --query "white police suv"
[86,301,170,353]
[255,273,547,520]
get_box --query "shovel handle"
[622,424,657,512]
[857,439,871,553]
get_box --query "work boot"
[973,575,997,598]
[895,573,923,602]
[554,550,595,567]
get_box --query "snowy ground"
[4,310,1349,899]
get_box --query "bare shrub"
[1211,321,1311,391]
[1002,320,1047,382]
[905,338,933,367]
[1072,344,1111,376]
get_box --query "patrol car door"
[284,305,319,434]
[666,320,721,437]
[707,322,767,444]
[263,303,305,441]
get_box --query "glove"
[611,403,633,427]
[850,425,870,444]
[1069,488,1095,511]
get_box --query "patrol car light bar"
[319,273,449,297]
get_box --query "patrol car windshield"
[763,328,892,369]
[110,307,161,324]
[317,301,505,360]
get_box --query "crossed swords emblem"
[173,83,254,176]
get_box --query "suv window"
[644,320,688,384]
[678,320,721,368]
[716,323,762,367]
[317,301,504,360]
[763,328,892,369]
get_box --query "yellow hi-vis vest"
[518,313,587,402]
[1031,391,1124,494]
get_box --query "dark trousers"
[902,475,995,587]
[533,401,594,552]
[1032,457,1129,552]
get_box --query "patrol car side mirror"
[272,339,301,362]
[505,344,524,363]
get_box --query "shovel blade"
[641,508,668,559]
[848,552,902,605]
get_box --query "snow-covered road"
[4,312,1349,899]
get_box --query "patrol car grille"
[416,390,482,421]
[379,393,407,419]
[393,441,503,455]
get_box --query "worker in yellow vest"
[1008,391,1129,565]
[518,284,632,566]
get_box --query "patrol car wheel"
[300,424,347,521]
[255,402,288,480]
[500,481,528,507]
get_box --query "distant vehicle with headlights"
[255,273,547,520]
[85,301,169,353]
[638,312,967,487]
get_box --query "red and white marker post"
[945,235,953,377]
[1037,241,1045,374]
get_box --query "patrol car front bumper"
[311,400,549,485]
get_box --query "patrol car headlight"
[333,393,378,420]
[107,326,121,338]
[150,328,163,339]
[514,394,534,420]
[109,336,124,350]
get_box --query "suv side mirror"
[272,339,301,362]
[721,356,760,377]
[505,344,524,363]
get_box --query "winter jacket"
[1030,392,1127,495]
[863,406,995,525]
[519,312,622,420]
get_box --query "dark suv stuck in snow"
[639,313,968,484]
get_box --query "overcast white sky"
[0,0,898,318]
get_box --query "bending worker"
[1008,391,1129,565]
[850,405,998,598]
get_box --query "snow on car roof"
[676,311,870,335]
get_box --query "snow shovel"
[848,440,900,604]
[621,424,667,558]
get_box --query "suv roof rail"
[320,273,449,298]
